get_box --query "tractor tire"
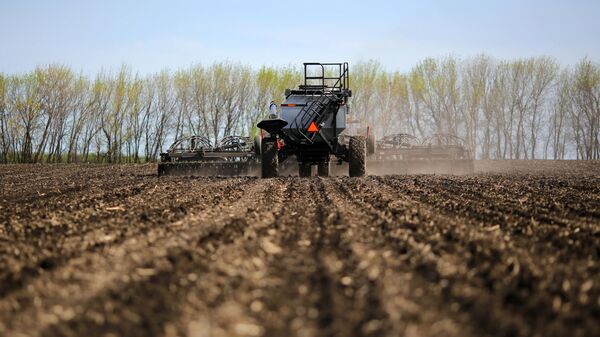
[298,163,312,177]
[254,135,262,157]
[317,161,330,177]
[367,130,376,155]
[349,136,366,177]
[261,139,278,178]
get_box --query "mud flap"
[317,161,330,177]
[261,140,278,178]
[349,136,366,177]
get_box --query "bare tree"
[570,59,600,159]
[86,71,113,162]
[463,55,493,156]
[526,57,558,159]
[548,71,572,159]
[351,60,381,131]
[190,65,211,139]
[413,57,463,137]
[148,70,175,160]
[0,73,9,163]
[173,70,192,141]
[35,64,81,163]
[7,73,42,163]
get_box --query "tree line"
[0,55,598,163]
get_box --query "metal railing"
[302,62,349,90]
[292,63,349,143]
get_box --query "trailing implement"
[157,135,261,176]
[369,133,474,174]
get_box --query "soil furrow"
[323,177,475,337]
[357,176,598,337]
[35,178,288,337]
[398,176,599,265]
[0,162,598,337]
[0,178,263,336]
[0,178,252,300]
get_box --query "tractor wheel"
[261,139,278,178]
[367,130,376,155]
[254,135,262,157]
[349,136,366,177]
[157,163,166,177]
[298,163,312,177]
[317,161,330,177]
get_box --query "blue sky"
[1,0,599,74]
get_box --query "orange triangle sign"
[307,121,319,133]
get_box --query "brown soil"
[0,161,598,337]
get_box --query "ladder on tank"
[292,63,349,144]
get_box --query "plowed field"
[1,161,598,337]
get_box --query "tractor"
[257,62,366,178]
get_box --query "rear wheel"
[298,163,312,177]
[367,130,376,155]
[261,139,278,178]
[157,163,166,177]
[317,161,330,177]
[254,135,262,157]
[349,136,366,177]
